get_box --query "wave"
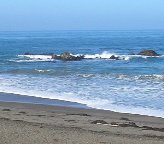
[2,90,164,118]
[11,59,54,62]
[15,51,164,63]
[0,78,164,118]
[77,73,164,81]
[84,51,115,59]
[136,74,164,81]
[17,55,54,62]
[35,69,51,73]
[0,74,164,117]
[83,51,164,60]
[77,74,95,78]
[116,74,164,81]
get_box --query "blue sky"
[0,0,164,31]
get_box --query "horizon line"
[0,28,164,32]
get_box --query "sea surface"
[0,30,164,117]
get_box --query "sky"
[0,0,164,31]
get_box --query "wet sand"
[0,101,164,144]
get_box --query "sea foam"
[16,51,164,63]
[0,73,164,117]
[17,55,54,62]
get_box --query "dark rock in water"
[52,52,84,61]
[60,52,74,60]
[52,54,61,60]
[24,52,33,55]
[91,120,108,124]
[110,55,119,60]
[138,50,160,56]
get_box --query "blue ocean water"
[0,30,164,117]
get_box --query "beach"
[0,101,164,144]
[0,30,164,143]
[0,0,164,143]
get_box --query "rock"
[51,54,61,60]
[138,50,160,56]
[60,52,74,60]
[52,52,84,61]
[24,52,33,55]
[110,55,119,60]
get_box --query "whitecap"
[115,74,164,81]
[84,51,115,59]
[18,54,52,59]
[78,74,95,78]
[35,69,51,73]
[17,54,54,62]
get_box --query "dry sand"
[0,101,164,144]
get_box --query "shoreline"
[0,92,89,109]
[0,101,164,143]
[0,92,163,118]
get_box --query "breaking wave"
[115,74,164,82]
[17,55,55,62]
[13,51,164,63]
[0,73,164,117]
[84,51,164,60]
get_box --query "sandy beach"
[0,101,164,144]
[0,0,164,143]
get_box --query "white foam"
[78,74,95,78]
[1,86,164,118]
[95,103,164,118]
[0,75,111,111]
[18,55,53,62]
[84,51,114,59]
[16,52,164,63]
[116,74,164,81]
[0,73,164,118]
[84,52,164,60]
[15,59,54,62]
[35,69,51,73]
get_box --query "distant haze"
[0,0,164,31]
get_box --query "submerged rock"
[138,50,160,56]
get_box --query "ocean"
[0,30,164,117]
